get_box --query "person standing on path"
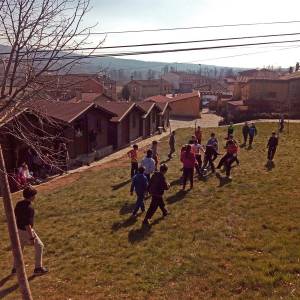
[242,122,250,146]
[140,150,156,182]
[168,131,176,159]
[267,132,279,161]
[248,123,258,147]
[130,166,148,217]
[12,186,48,275]
[127,144,139,178]
[143,164,170,226]
[181,144,196,190]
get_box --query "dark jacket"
[267,136,278,148]
[242,125,249,136]
[148,171,169,196]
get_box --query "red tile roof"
[145,95,170,103]
[30,99,115,123]
[93,98,144,122]
[137,102,162,118]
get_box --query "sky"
[81,0,300,69]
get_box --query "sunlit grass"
[1,123,300,299]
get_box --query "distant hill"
[0,44,244,80]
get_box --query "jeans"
[144,195,167,220]
[168,144,175,158]
[132,193,145,215]
[195,154,202,174]
[225,157,236,177]
[268,147,277,160]
[131,162,138,178]
[203,155,215,173]
[243,133,248,144]
[217,153,239,168]
[249,135,254,146]
[14,229,44,269]
[183,167,194,188]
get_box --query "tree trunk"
[0,145,33,300]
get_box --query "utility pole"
[0,145,33,300]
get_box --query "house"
[145,92,201,119]
[156,102,171,130]
[163,72,209,93]
[226,100,249,120]
[137,102,162,137]
[30,100,117,163]
[39,73,117,101]
[125,79,172,101]
[94,99,145,149]
[233,69,281,101]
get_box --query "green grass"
[1,123,300,299]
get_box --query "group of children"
[129,123,280,224]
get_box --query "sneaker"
[11,268,16,275]
[33,267,48,275]
[162,210,169,217]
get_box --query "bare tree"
[0,1,101,299]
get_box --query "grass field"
[1,123,300,299]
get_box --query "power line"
[29,38,300,61]
[101,44,300,72]
[78,20,300,35]
[1,31,300,55]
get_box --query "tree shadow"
[166,190,188,204]
[111,215,138,232]
[119,202,136,215]
[160,158,171,164]
[111,179,132,191]
[0,275,13,288]
[0,275,36,298]
[265,160,275,172]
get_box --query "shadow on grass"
[166,190,188,204]
[265,160,275,171]
[0,275,36,298]
[170,178,182,187]
[111,215,138,232]
[111,179,132,191]
[119,202,136,215]
[216,173,232,187]
[0,275,13,288]
[128,217,164,243]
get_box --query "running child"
[130,166,148,216]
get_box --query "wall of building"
[129,110,142,141]
[169,96,200,118]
